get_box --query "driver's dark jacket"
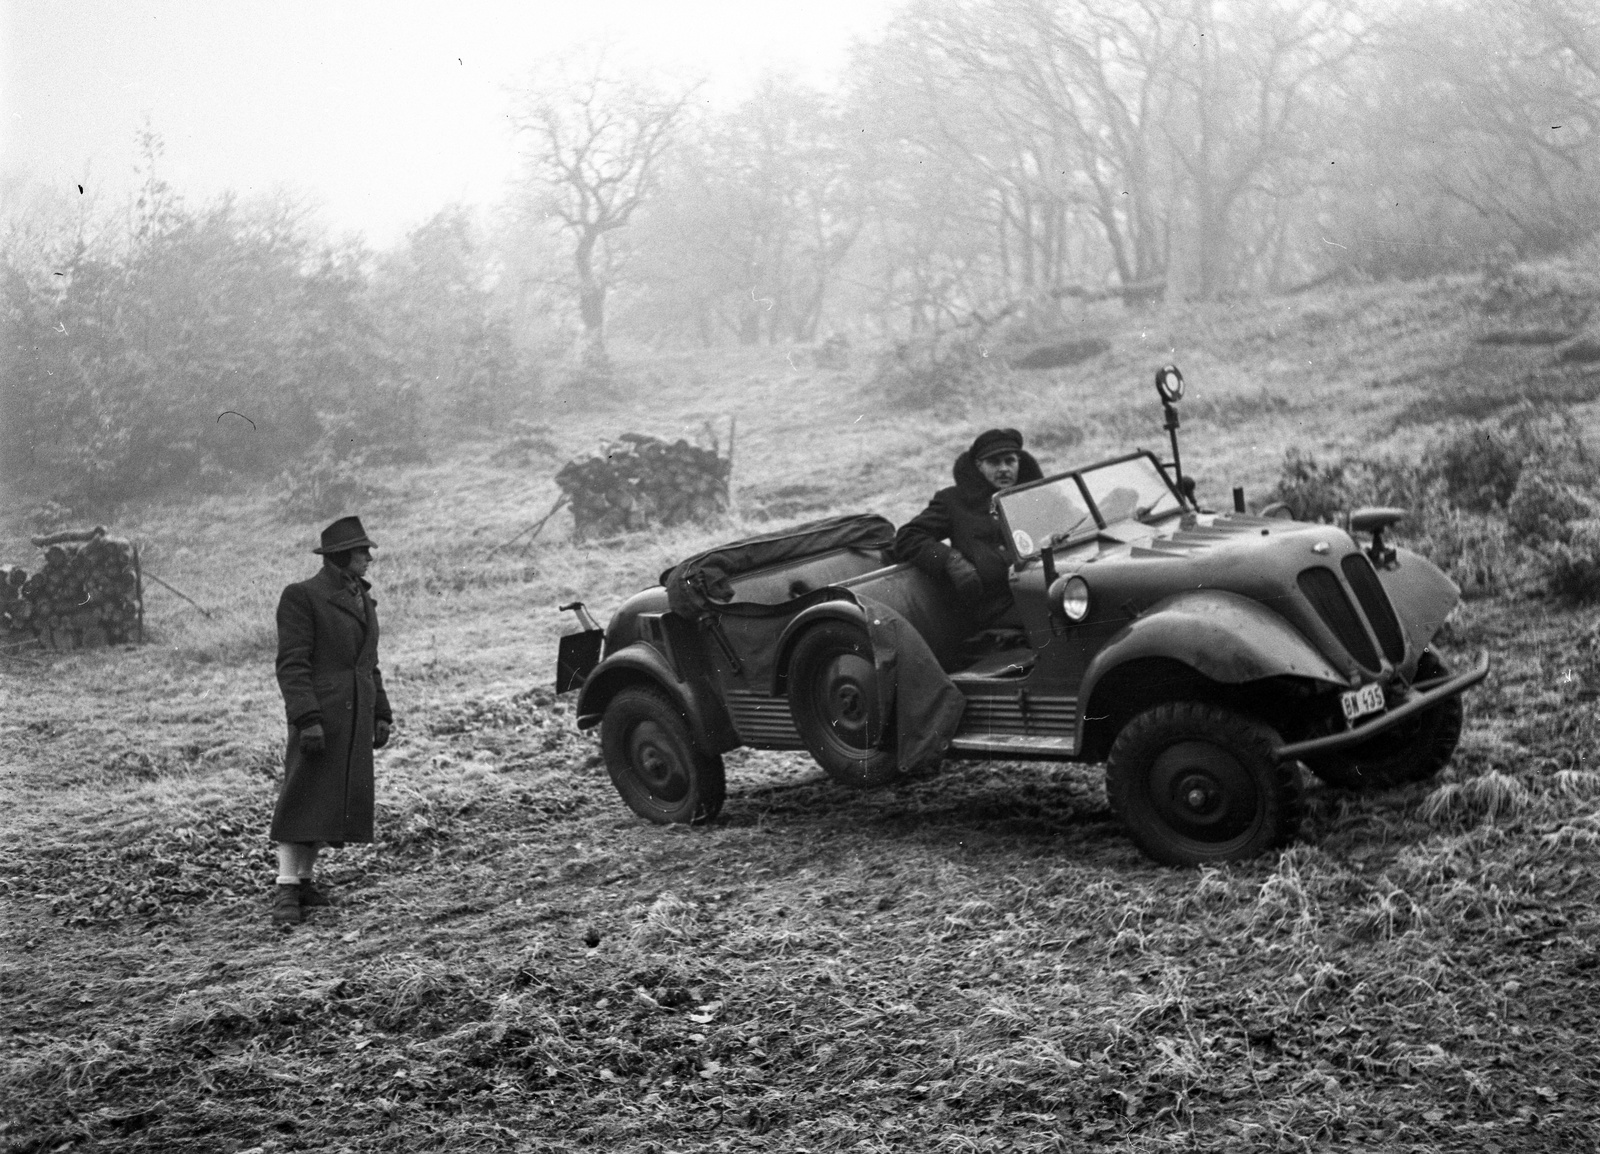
[894,449,1043,625]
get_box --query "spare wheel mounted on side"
[786,619,899,789]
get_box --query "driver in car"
[895,428,1043,630]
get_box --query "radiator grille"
[1297,567,1380,670]
[956,693,1076,738]
[723,690,803,749]
[1341,554,1406,663]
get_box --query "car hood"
[1050,511,1433,678]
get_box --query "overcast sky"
[1,0,896,246]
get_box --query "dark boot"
[271,883,303,925]
[299,880,330,908]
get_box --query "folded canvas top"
[661,513,895,618]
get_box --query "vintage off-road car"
[557,366,1488,866]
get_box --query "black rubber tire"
[1106,702,1301,867]
[1305,651,1464,790]
[787,620,899,789]
[600,685,725,824]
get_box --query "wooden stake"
[133,543,145,643]
[141,570,214,618]
[725,414,737,513]
[486,493,570,559]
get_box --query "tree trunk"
[574,230,606,351]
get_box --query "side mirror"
[1350,506,1406,568]
[1349,507,1406,535]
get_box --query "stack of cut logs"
[555,433,731,540]
[1,527,143,650]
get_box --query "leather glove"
[374,719,392,749]
[299,723,326,755]
[944,553,984,604]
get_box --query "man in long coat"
[270,515,393,925]
[894,428,1044,630]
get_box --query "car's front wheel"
[1106,702,1300,866]
[600,685,726,824]
[1305,651,1463,790]
[787,620,899,788]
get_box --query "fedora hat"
[313,515,378,554]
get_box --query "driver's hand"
[944,554,984,603]
[299,723,326,755]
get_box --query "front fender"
[1376,546,1460,657]
[1077,589,1345,734]
[574,643,736,753]
[770,597,868,696]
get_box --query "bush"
[872,336,1002,411]
[1407,506,1526,599]
[1506,471,1593,543]
[1542,520,1600,603]
[1264,449,1352,522]
[1436,428,1523,511]
[278,452,387,520]
[1264,406,1600,602]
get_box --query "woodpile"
[2,527,144,651]
[555,433,732,540]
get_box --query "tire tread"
[600,684,726,824]
[1107,701,1300,866]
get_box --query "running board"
[946,733,1077,757]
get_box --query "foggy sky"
[1,0,894,245]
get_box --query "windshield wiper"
[1039,511,1094,551]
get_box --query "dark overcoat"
[271,565,392,844]
[893,449,1044,625]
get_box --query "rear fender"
[771,598,869,696]
[575,643,737,753]
[1376,546,1460,657]
[1077,589,1345,736]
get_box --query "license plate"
[1341,682,1385,722]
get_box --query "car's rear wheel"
[600,685,725,824]
[1106,702,1300,866]
[787,620,899,788]
[1305,651,1463,790]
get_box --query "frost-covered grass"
[5,266,1600,1152]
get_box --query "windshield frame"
[993,450,1183,563]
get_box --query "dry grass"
[5,263,1600,1152]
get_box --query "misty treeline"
[2,136,524,505]
[3,0,1596,505]
[539,0,1599,349]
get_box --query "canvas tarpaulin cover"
[660,513,896,616]
[659,514,964,771]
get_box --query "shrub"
[278,452,386,520]
[1264,449,1350,522]
[1541,520,1600,603]
[1506,471,1593,543]
[872,336,1002,411]
[1436,427,1522,511]
[1407,506,1525,599]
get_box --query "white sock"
[276,841,318,885]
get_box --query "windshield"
[1080,456,1183,524]
[995,454,1181,560]
[996,476,1092,560]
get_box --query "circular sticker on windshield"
[1012,529,1035,556]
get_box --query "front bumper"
[1276,653,1490,762]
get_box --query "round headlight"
[1155,364,1185,403]
[1059,576,1091,622]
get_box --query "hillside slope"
[4,264,1600,1152]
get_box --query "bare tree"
[514,49,695,358]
